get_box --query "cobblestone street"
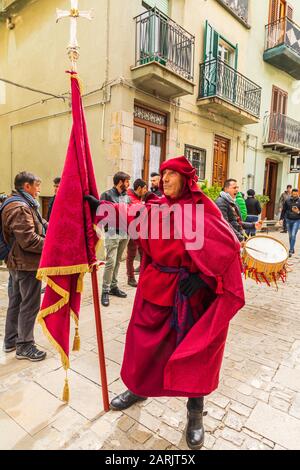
[0,232,299,451]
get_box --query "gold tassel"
[62,376,70,403]
[72,327,80,351]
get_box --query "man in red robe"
[86,156,245,449]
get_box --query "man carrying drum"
[216,179,262,243]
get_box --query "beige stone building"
[0,0,300,218]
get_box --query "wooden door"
[269,0,286,23]
[263,159,278,219]
[213,135,229,188]
[269,86,288,143]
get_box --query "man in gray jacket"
[215,179,261,243]
[1,172,47,361]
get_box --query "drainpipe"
[101,0,110,141]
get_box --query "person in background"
[1,172,47,361]
[150,172,162,197]
[280,188,300,257]
[47,177,61,221]
[215,179,262,243]
[279,185,292,233]
[100,171,131,307]
[245,189,262,237]
[235,191,247,222]
[126,179,147,287]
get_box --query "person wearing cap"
[85,156,244,449]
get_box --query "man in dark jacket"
[150,172,162,197]
[215,179,261,243]
[279,185,292,233]
[1,172,47,361]
[100,171,131,307]
[245,189,262,237]
[47,177,61,221]
[281,188,300,257]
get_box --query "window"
[133,104,167,184]
[142,0,169,15]
[204,21,238,68]
[218,39,235,66]
[185,145,206,180]
[216,0,249,27]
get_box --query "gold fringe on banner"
[72,327,81,351]
[62,374,70,403]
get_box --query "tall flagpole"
[56,0,110,412]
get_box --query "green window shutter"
[144,0,169,15]
[204,21,219,61]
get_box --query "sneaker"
[2,344,16,353]
[16,344,47,362]
[289,251,293,258]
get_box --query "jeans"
[245,215,258,237]
[286,219,300,253]
[102,234,129,292]
[4,270,41,349]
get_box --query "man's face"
[162,169,184,199]
[23,181,41,199]
[117,179,130,193]
[54,183,60,195]
[287,187,292,194]
[136,185,148,197]
[292,190,299,199]
[151,175,160,189]
[225,181,239,199]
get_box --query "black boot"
[186,397,205,450]
[110,389,147,410]
[101,291,110,307]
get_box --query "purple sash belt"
[152,262,195,345]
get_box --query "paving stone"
[116,415,135,432]
[0,409,28,450]
[0,382,63,435]
[224,411,245,431]
[274,366,300,392]
[208,393,230,409]
[246,402,300,449]
[229,401,252,417]
[206,403,226,421]
[158,423,182,447]
[128,424,152,444]
[220,428,245,447]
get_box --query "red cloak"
[98,157,245,396]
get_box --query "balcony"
[197,58,261,125]
[131,8,195,99]
[263,113,300,156]
[264,17,300,79]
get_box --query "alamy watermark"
[96,202,205,250]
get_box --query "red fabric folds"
[37,73,99,370]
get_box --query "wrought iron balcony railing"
[134,7,195,81]
[265,16,300,57]
[264,112,300,150]
[198,58,261,117]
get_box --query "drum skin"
[242,235,289,286]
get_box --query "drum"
[242,235,289,286]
